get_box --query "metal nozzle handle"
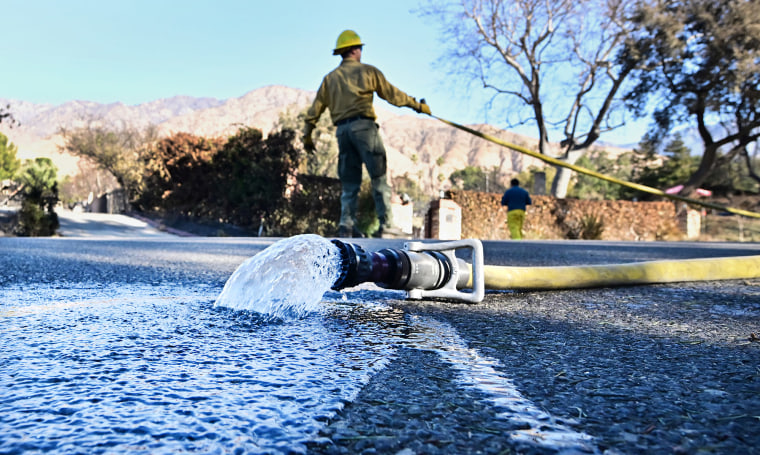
[404,239,484,303]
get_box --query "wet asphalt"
[3,212,760,454]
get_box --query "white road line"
[402,314,600,454]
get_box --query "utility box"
[678,206,702,239]
[390,200,414,235]
[425,199,462,240]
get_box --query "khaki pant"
[336,119,392,229]
[507,209,526,240]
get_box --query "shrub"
[15,157,59,236]
[137,127,302,232]
[566,212,605,240]
[269,174,340,236]
[16,199,59,236]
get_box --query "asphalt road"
[2,212,759,454]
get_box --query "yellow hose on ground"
[472,255,760,290]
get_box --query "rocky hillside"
[0,85,626,194]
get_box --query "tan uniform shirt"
[304,58,419,136]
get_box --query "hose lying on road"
[331,239,760,302]
[473,255,760,291]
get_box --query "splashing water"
[214,234,342,318]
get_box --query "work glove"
[415,98,431,115]
[302,133,315,153]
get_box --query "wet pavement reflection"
[2,282,596,454]
[2,283,405,453]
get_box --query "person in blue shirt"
[500,178,532,239]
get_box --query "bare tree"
[59,121,158,204]
[422,0,638,197]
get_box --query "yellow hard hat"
[333,30,364,55]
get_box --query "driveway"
[56,210,175,238]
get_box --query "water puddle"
[1,284,400,454]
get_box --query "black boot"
[351,226,365,238]
[372,224,405,239]
[337,225,352,237]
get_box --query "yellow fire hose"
[432,115,760,219]
[474,255,760,291]
[333,239,758,302]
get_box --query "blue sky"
[1,0,645,145]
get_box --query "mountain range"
[0,85,627,193]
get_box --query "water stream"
[1,235,596,454]
[214,234,341,319]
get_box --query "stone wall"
[445,191,682,241]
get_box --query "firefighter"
[303,30,431,238]
[501,178,532,240]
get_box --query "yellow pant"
[507,209,526,240]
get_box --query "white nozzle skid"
[405,239,484,303]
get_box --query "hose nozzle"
[331,239,484,303]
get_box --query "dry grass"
[699,214,760,242]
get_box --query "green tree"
[449,166,486,191]
[17,158,58,199]
[59,123,158,204]
[569,151,635,200]
[626,135,698,199]
[15,158,59,236]
[709,153,759,194]
[621,0,760,195]
[422,0,640,197]
[0,132,21,180]
[644,137,696,189]
[449,165,506,193]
